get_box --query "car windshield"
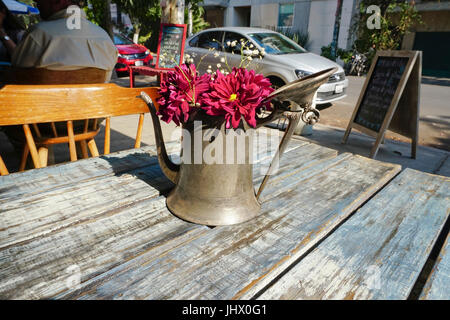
[248,33,306,55]
[114,34,134,45]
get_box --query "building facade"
[201,0,358,54]
[201,0,450,77]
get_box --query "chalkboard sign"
[343,51,422,159]
[156,23,187,70]
[354,57,409,132]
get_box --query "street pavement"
[1,75,448,177]
[319,76,450,152]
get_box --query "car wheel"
[268,77,285,90]
[116,71,129,78]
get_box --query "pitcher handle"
[256,111,301,200]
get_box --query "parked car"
[114,34,153,76]
[185,27,348,105]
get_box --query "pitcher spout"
[141,92,180,184]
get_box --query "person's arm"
[0,28,16,56]
[0,10,16,57]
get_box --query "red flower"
[157,64,210,126]
[202,68,273,129]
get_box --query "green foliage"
[82,0,208,52]
[320,44,335,61]
[268,26,310,49]
[10,0,40,29]
[320,44,353,64]
[185,6,209,34]
[353,0,423,58]
[84,0,103,27]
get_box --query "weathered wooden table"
[0,133,448,300]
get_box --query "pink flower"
[157,64,210,126]
[202,68,273,129]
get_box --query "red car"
[114,34,153,76]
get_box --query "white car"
[185,27,348,105]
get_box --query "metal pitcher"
[141,68,337,226]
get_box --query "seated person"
[3,0,118,157]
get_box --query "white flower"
[220,69,225,73]
[208,65,212,69]
[213,52,220,57]
[226,41,231,46]
[253,50,259,55]
[247,56,253,61]
[184,54,191,59]
[217,63,221,68]
[231,40,237,47]
[249,44,254,48]
[206,69,212,74]
[220,57,225,63]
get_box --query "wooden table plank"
[0,138,332,299]
[420,232,450,300]
[259,169,450,300]
[0,142,179,203]
[0,196,208,299]
[0,129,293,203]
[56,155,400,300]
[0,138,316,250]
[0,164,173,249]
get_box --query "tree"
[352,0,422,61]
[13,0,40,29]
[330,0,343,59]
[114,0,160,43]
[84,0,114,39]
[160,0,184,24]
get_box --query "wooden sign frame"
[342,50,422,159]
[155,23,187,70]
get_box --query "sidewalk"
[293,123,449,177]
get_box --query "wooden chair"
[0,83,160,175]
[1,68,109,171]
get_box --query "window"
[113,34,134,45]
[278,3,294,27]
[198,31,224,50]
[249,33,306,55]
[189,35,199,47]
[223,32,248,54]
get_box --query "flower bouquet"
[156,40,275,130]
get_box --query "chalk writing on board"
[354,57,409,132]
[158,26,184,69]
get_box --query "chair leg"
[19,144,30,172]
[67,121,77,162]
[0,155,9,176]
[23,124,41,169]
[87,139,99,157]
[80,141,89,159]
[38,146,49,168]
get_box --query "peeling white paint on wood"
[3,133,445,301]
[57,154,400,300]
[420,232,450,300]
[259,169,450,300]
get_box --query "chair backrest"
[0,83,160,175]
[0,83,160,126]
[2,67,108,85]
